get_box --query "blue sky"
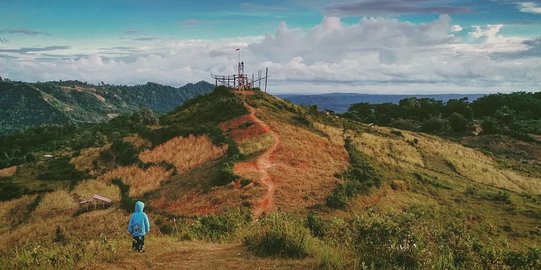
[0,0,540,93]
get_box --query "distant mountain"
[0,80,214,134]
[278,93,485,113]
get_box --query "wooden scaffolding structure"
[211,49,269,92]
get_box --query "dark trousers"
[132,235,145,252]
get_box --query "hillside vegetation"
[343,92,541,140]
[0,87,540,269]
[0,80,214,134]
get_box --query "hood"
[135,201,144,212]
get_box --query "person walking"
[128,201,150,252]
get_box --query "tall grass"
[98,165,171,197]
[70,145,109,176]
[32,190,78,218]
[353,132,425,170]
[6,234,117,269]
[417,133,541,194]
[238,134,274,156]
[0,166,17,178]
[72,180,121,201]
[139,135,227,173]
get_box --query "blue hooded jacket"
[128,201,150,237]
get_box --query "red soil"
[233,99,279,219]
[218,114,267,143]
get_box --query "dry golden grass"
[72,180,121,201]
[313,122,345,146]
[238,134,274,156]
[70,145,110,176]
[139,135,227,173]
[123,134,151,149]
[404,132,541,194]
[98,165,172,197]
[0,166,17,177]
[353,132,425,170]
[0,195,37,234]
[259,112,349,212]
[149,159,256,216]
[33,190,78,219]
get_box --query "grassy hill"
[0,87,540,269]
[0,80,214,134]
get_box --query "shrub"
[390,130,404,137]
[504,248,540,269]
[326,184,348,209]
[36,157,88,184]
[306,213,327,238]
[0,181,25,201]
[110,140,139,165]
[244,214,310,258]
[353,213,420,269]
[484,191,511,203]
[111,178,135,213]
[192,208,251,241]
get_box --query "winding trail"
[234,96,280,219]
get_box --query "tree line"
[342,92,541,140]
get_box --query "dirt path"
[99,237,313,269]
[234,98,280,219]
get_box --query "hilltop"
[0,80,214,134]
[0,87,540,269]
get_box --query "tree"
[421,117,446,133]
[446,98,474,120]
[448,112,471,133]
[480,117,498,134]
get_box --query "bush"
[421,117,446,133]
[36,157,88,184]
[192,208,251,241]
[306,213,327,238]
[244,214,310,258]
[353,213,420,269]
[0,181,25,201]
[110,140,139,165]
[504,247,540,269]
[111,178,136,213]
[484,191,511,203]
[326,184,349,209]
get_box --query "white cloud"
[451,24,463,32]
[0,16,539,94]
[518,2,541,14]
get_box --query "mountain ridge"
[0,80,214,134]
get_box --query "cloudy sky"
[0,0,540,94]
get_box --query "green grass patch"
[326,137,381,209]
[244,213,311,258]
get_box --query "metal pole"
[264,67,268,93]
[233,75,236,89]
[252,74,254,89]
[258,70,262,88]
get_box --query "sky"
[0,0,540,94]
